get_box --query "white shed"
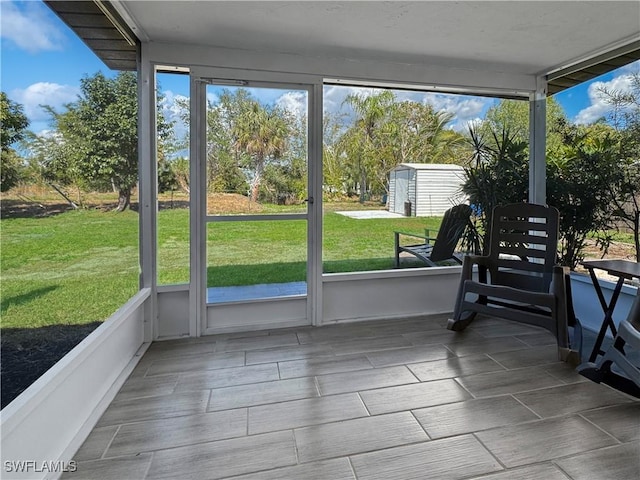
[388,163,467,217]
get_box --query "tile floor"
[65,314,639,480]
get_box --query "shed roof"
[395,163,465,171]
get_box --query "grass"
[172,208,438,286]
[1,191,635,406]
[1,209,140,330]
[2,204,437,330]
[1,207,142,407]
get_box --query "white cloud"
[0,1,66,53]
[160,90,189,122]
[323,85,352,116]
[423,93,494,131]
[321,85,494,131]
[276,91,307,118]
[160,90,190,141]
[322,85,379,118]
[34,129,60,141]
[574,64,639,125]
[11,82,80,125]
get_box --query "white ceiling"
[116,1,640,77]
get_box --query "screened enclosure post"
[189,77,206,337]
[138,45,157,342]
[529,77,547,205]
[309,82,324,326]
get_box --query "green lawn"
[1,207,438,329]
[1,209,140,330]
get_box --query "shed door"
[393,169,410,214]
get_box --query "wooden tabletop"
[581,259,640,280]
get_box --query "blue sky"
[1,0,638,137]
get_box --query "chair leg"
[447,264,478,332]
[577,322,640,398]
[447,295,477,331]
[447,313,476,332]
[558,347,581,366]
[578,354,640,398]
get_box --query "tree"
[340,90,396,201]
[44,72,138,210]
[463,120,621,269]
[547,127,621,269]
[483,97,568,156]
[184,87,304,202]
[167,156,190,194]
[234,100,290,202]
[461,125,529,253]
[26,128,88,207]
[596,70,640,261]
[335,91,468,202]
[39,72,172,211]
[156,90,178,194]
[387,101,465,165]
[262,112,307,204]
[0,92,29,191]
[322,112,348,199]
[203,89,250,195]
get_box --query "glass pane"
[157,71,190,285]
[205,85,308,215]
[322,208,441,273]
[207,220,307,303]
[157,204,190,285]
[321,84,467,273]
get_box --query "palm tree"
[341,90,396,201]
[234,101,290,202]
[388,101,466,164]
[337,91,467,200]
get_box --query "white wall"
[145,42,536,95]
[206,297,308,334]
[1,290,150,480]
[323,267,461,323]
[158,270,462,335]
[157,286,190,339]
[408,169,417,216]
[388,168,398,212]
[415,166,466,217]
[389,164,466,217]
[570,272,638,334]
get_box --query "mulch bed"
[1,323,102,409]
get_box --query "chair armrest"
[394,231,438,243]
[424,228,439,239]
[463,255,491,267]
[459,254,490,281]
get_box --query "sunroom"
[2,1,640,479]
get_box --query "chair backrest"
[430,204,473,262]
[487,203,559,292]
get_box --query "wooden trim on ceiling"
[43,0,138,71]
